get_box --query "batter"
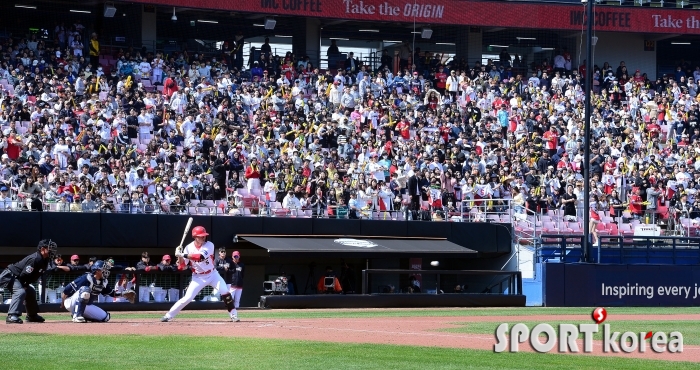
[161,226,236,322]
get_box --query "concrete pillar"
[141,5,157,52]
[306,18,321,68]
[292,24,305,63]
[467,29,482,67]
[292,18,321,67]
[455,37,469,65]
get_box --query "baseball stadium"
[1,0,700,368]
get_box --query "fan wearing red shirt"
[557,154,574,171]
[395,119,410,140]
[542,126,559,156]
[301,161,312,178]
[646,120,660,138]
[244,157,261,193]
[603,157,616,173]
[657,102,668,122]
[633,70,645,83]
[162,73,179,98]
[492,97,507,111]
[384,140,393,155]
[589,207,601,246]
[435,68,447,93]
[439,125,450,144]
[282,62,294,81]
[5,134,22,160]
[628,188,643,217]
[427,92,439,110]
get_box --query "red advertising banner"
[125,0,700,34]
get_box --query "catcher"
[61,260,136,323]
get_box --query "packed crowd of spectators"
[1,27,700,225]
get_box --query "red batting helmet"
[191,226,209,237]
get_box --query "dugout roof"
[240,235,477,258]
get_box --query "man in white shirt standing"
[553,52,566,75]
[676,164,691,188]
[96,116,112,142]
[138,59,152,80]
[170,90,187,116]
[368,155,385,182]
[282,190,301,215]
[446,70,459,100]
[151,53,164,84]
[137,107,153,143]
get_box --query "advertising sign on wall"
[127,0,700,35]
[544,264,700,307]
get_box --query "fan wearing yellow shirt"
[89,33,100,71]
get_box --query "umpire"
[0,239,57,324]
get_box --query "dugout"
[0,211,520,309]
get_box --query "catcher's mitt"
[122,289,136,304]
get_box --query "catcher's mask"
[37,239,58,260]
[91,260,111,279]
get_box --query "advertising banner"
[544,263,700,307]
[127,0,700,34]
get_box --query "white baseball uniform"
[163,241,232,320]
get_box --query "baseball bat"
[178,217,194,249]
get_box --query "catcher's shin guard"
[222,293,234,312]
[74,287,91,318]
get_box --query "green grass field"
[0,334,696,370]
[1,307,696,369]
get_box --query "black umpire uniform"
[0,239,56,323]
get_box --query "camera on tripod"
[263,275,288,295]
[323,276,336,292]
